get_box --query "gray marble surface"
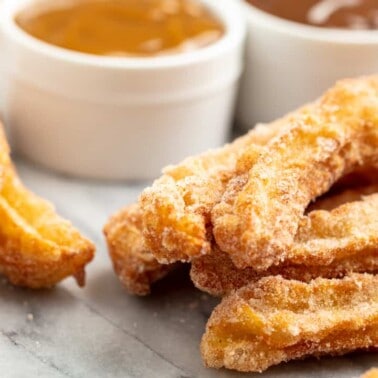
[0,158,377,378]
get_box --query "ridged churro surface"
[212,77,378,269]
[0,126,94,288]
[104,204,177,295]
[202,274,378,373]
[139,116,294,263]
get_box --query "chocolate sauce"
[246,0,378,29]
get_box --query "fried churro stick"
[191,246,378,297]
[192,188,378,296]
[0,126,95,288]
[104,204,178,296]
[212,76,378,270]
[139,113,299,264]
[106,186,378,296]
[292,193,378,265]
[201,274,378,373]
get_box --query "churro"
[0,126,94,288]
[213,77,378,269]
[201,274,378,372]
[104,204,177,295]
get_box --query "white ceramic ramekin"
[0,0,245,180]
[237,2,378,131]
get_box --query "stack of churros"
[104,76,378,373]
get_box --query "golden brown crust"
[201,274,378,373]
[0,126,95,288]
[292,193,378,265]
[191,246,378,297]
[212,76,378,270]
[192,186,378,296]
[139,116,294,264]
[106,187,378,297]
[104,204,177,295]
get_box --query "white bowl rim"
[243,1,378,44]
[1,0,245,70]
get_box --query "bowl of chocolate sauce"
[237,0,378,130]
[246,0,378,30]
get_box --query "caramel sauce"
[16,0,224,57]
[246,0,378,29]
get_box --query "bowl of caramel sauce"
[0,0,245,180]
[238,0,378,130]
[15,0,225,57]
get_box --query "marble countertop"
[1,158,377,378]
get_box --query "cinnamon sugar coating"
[192,187,378,296]
[212,77,378,269]
[0,125,94,288]
[104,204,177,295]
[139,115,296,263]
[201,274,378,372]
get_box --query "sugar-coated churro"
[201,274,378,372]
[212,77,378,269]
[0,126,94,288]
[104,204,177,295]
